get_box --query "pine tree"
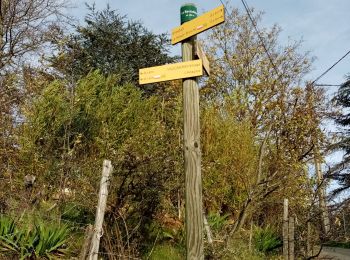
[330,76,350,196]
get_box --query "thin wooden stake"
[203,214,213,245]
[249,220,253,252]
[80,224,93,260]
[283,199,289,260]
[89,160,113,260]
[288,216,295,260]
[343,210,347,237]
[306,221,311,258]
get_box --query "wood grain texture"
[182,37,204,260]
[195,41,210,76]
[89,160,113,260]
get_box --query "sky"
[69,0,350,90]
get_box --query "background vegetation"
[0,0,349,259]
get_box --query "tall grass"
[253,225,282,254]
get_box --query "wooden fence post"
[249,220,253,252]
[306,220,311,258]
[343,210,347,237]
[203,214,213,245]
[89,160,113,260]
[283,199,289,260]
[288,216,295,260]
[80,224,93,260]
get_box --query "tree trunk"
[314,153,330,235]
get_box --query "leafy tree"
[50,5,174,88]
[202,6,326,235]
[0,0,69,207]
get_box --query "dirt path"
[318,247,350,260]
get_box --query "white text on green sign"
[171,5,225,45]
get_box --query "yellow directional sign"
[139,60,203,85]
[171,5,224,45]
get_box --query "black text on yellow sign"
[139,60,203,84]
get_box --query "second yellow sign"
[139,59,203,85]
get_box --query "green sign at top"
[180,3,197,24]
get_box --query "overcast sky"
[69,0,350,93]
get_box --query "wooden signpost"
[139,4,224,260]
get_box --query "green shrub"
[32,221,70,258]
[0,215,18,255]
[225,238,264,260]
[61,202,94,226]
[207,212,230,231]
[253,225,282,253]
[0,216,71,259]
[148,243,184,260]
[323,241,350,249]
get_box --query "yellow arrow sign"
[139,60,203,85]
[171,5,225,45]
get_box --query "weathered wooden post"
[288,216,295,260]
[80,224,93,260]
[249,220,254,252]
[180,4,204,259]
[343,210,347,237]
[89,160,113,260]
[283,199,289,260]
[306,220,311,257]
[203,214,213,245]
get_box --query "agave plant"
[0,216,71,259]
[0,215,18,255]
[33,221,70,258]
[253,225,282,253]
